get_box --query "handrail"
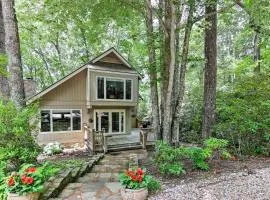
[139,128,147,149]
[101,128,108,153]
[140,127,156,149]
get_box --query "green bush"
[146,176,161,192]
[154,141,186,176]
[203,137,231,159]
[216,74,270,156]
[184,147,209,170]
[0,101,41,169]
[154,138,230,176]
[0,162,7,200]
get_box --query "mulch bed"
[139,151,270,190]
[37,150,92,163]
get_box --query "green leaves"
[0,101,41,168]
[154,138,231,176]
[216,73,270,156]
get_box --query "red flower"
[8,177,15,187]
[136,168,144,176]
[26,177,34,184]
[137,175,143,182]
[131,175,137,181]
[126,170,134,177]
[21,175,34,185]
[25,167,37,173]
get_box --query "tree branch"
[176,3,236,30]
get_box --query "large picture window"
[41,109,81,132]
[97,76,132,100]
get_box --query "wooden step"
[107,142,143,152]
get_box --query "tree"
[1,0,26,108]
[145,0,161,139]
[202,0,218,138]
[0,1,9,100]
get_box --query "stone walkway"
[53,150,147,200]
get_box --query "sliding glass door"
[95,110,125,134]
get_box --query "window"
[41,109,81,132]
[95,110,125,133]
[72,110,81,131]
[41,110,50,132]
[97,77,104,99]
[125,80,132,100]
[97,76,132,100]
[106,78,124,99]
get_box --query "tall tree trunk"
[172,0,196,141]
[0,1,9,100]
[2,0,25,108]
[145,0,161,139]
[202,0,217,138]
[158,0,165,138]
[162,0,176,143]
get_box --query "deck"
[107,128,156,151]
[84,127,156,153]
[107,128,155,145]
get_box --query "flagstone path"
[52,150,147,200]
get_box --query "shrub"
[203,137,231,160]
[184,147,209,170]
[0,101,41,169]
[43,142,63,155]
[146,176,161,192]
[154,138,230,176]
[0,162,8,200]
[154,141,186,176]
[216,74,270,156]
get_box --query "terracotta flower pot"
[121,188,148,200]
[7,193,40,200]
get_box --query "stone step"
[76,172,120,183]
[86,172,120,182]
[92,164,127,173]
[99,158,129,165]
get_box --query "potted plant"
[5,164,57,200]
[119,168,152,200]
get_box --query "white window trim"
[96,76,133,101]
[93,109,126,134]
[40,109,82,134]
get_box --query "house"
[28,48,141,148]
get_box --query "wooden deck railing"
[139,127,155,149]
[84,124,107,154]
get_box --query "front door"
[94,109,125,134]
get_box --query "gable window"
[97,76,132,100]
[41,109,81,132]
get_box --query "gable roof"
[91,47,133,68]
[27,47,140,103]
